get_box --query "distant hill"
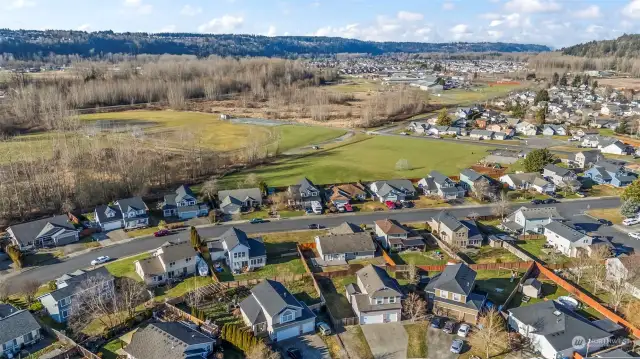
[0,29,551,60]
[562,34,640,57]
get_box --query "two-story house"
[39,267,115,323]
[374,219,426,252]
[345,265,403,324]
[207,227,266,273]
[135,241,198,286]
[544,221,592,258]
[542,124,567,136]
[427,211,482,248]
[217,187,263,215]
[369,179,415,203]
[161,185,209,219]
[8,215,79,251]
[315,232,376,263]
[425,263,487,323]
[95,196,149,231]
[585,160,637,187]
[499,172,555,194]
[240,279,316,341]
[124,322,215,359]
[418,170,465,200]
[329,183,367,209]
[288,177,323,213]
[502,206,563,234]
[567,150,601,169]
[543,164,581,191]
[459,169,500,200]
[0,304,42,357]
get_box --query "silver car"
[450,339,464,354]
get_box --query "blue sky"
[1,0,640,47]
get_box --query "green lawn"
[405,323,428,358]
[318,276,357,319]
[105,253,151,280]
[240,208,305,220]
[125,227,158,238]
[587,208,625,224]
[100,338,125,359]
[260,230,326,253]
[515,240,570,265]
[221,135,490,186]
[463,245,521,264]
[475,270,521,305]
[154,276,216,302]
[217,257,307,282]
[390,249,450,266]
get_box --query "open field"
[598,77,640,91]
[222,135,490,187]
[432,83,527,105]
[327,79,382,93]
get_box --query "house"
[600,140,630,155]
[459,169,500,200]
[315,232,376,262]
[0,304,42,357]
[502,206,563,234]
[329,183,367,208]
[485,149,528,165]
[499,172,555,194]
[427,211,483,248]
[606,255,640,299]
[39,267,115,323]
[515,122,538,136]
[469,129,494,140]
[288,178,323,212]
[508,300,611,359]
[135,241,198,286]
[124,322,215,359]
[218,188,263,215]
[345,265,403,324]
[95,197,149,231]
[206,227,266,273]
[329,222,364,235]
[521,278,541,298]
[543,164,581,191]
[585,160,637,187]
[408,121,430,133]
[369,179,415,203]
[542,124,567,136]
[544,221,592,258]
[425,263,487,323]
[240,279,316,341]
[568,150,602,169]
[162,185,209,219]
[374,219,425,252]
[8,215,79,251]
[417,170,465,200]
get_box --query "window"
[169,262,176,267]
[61,310,69,319]
[375,298,384,305]
[23,332,33,343]
[452,293,461,302]
[439,290,449,299]
[59,298,70,307]
[389,296,397,304]
[281,311,295,323]
[186,257,192,263]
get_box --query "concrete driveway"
[277,334,331,359]
[427,327,460,359]
[361,323,408,359]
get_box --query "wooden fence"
[501,261,536,309]
[48,328,99,359]
[518,234,545,240]
[502,241,536,262]
[162,302,219,336]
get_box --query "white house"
[601,140,629,155]
[502,206,563,234]
[135,241,198,286]
[345,265,402,324]
[543,221,592,258]
[0,305,42,357]
[499,173,555,194]
[206,227,267,272]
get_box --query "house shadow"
[23,252,62,267]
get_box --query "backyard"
[515,239,570,265]
[475,270,522,306]
[462,245,522,264]
[318,275,358,319]
[390,249,450,266]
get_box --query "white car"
[623,218,640,226]
[91,256,111,266]
[457,323,471,337]
[630,232,640,240]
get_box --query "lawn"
[285,276,322,305]
[390,249,450,266]
[217,257,307,282]
[588,184,624,197]
[125,227,158,238]
[105,253,151,280]
[327,79,381,93]
[412,196,451,209]
[80,110,345,153]
[260,229,326,253]
[404,323,428,358]
[318,276,357,319]
[515,239,570,265]
[100,337,126,359]
[474,270,521,306]
[433,84,526,106]
[587,208,625,224]
[154,276,217,302]
[463,245,521,264]
[221,135,490,187]
[240,208,305,220]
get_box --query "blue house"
[584,160,637,188]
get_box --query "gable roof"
[218,188,262,204]
[248,279,302,317]
[429,170,452,185]
[316,233,376,255]
[115,196,147,212]
[0,309,41,346]
[374,219,408,235]
[431,211,465,232]
[544,164,573,177]
[371,180,414,196]
[429,263,476,296]
[513,206,563,220]
[95,204,123,224]
[47,267,113,301]
[501,172,549,187]
[544,221,590,243]
[9,215,76,244]
[174,185,196,203]
[299,177,318,193]
[219,227,249,249]
[125,322,214,359]
[330,222,364,235]
[158,241,197,264]
[356,265,402,297]
[460,169,483,182]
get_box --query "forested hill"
[0,29,550,59]
[562,34,640,57]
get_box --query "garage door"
[276,325,300,341]
[388,313,398,322]
[302,321,315,334]
[362,314,383,324]
[102,221,122,231]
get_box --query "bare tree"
[491,192,510,219]
[469,308,509,359]
[395,159,411,171]
[606,261,640,312]
[19,280,40,306]
[586,245,611,295]
[268,192,289,212]
[199,178,219,203]
[402,292,427,322]
[468,211,481,221]
[185,285,204,310]
[407,261,418,286]
[569,249,590,285]
[0,280,11,302]
[244,173,260,187]
[246,342,281,359]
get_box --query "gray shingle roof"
[219,227,249,249]
[9,215,77,245]
[428,263,476,296]
[460,169,482,181]
[218,188,262,205]
[544,221,589,243]
[356,265,402,298]
[299,177,318,193]
[431,211,464,232]
[95,205,123,224]
[47,267,114,301]
[115,197,148,212]
[329,222,364,235]
[429,170,452,185]
[158,241,197,264]
[513,206,563,220]
[125,322,214,359]
[239,294,266,325]
[0,309,41,346]
[316,233,376,255]
[544,164,572,177]
[371,180,414,196]
[246,237,266,258]
[245,279,302,318]
[136,256,166,276]
[175,185,196,203]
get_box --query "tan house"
[374,219,425,252]
[427,211,482,248]
[135,241,198,286]
[425,263,487,323]
[329,183,367,208]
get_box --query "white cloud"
[159,25,177,32]
[198,15,244,33]
[396,11,423,21]
[180,4,202,16]
[450,23,472,40]
[487,30,504,39]
[574,5,601,19]
[123,0,152,14]
[4,0,35,9]
[480,13,501,20]
[77,24,91,31]
[442,2,455,10]
[586,24,603,33]
[266,25,277,37]
[622,0,640,19]
[504,0,561,13]
[489,13,526,28]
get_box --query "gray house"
[329,222,364,235]
[0,304,42,357]
[124,322,215,359]
[369,179,415,203]
[8,215,79,251]
[314,233,376,263]
[543,164,581,191]
[288,178,323,212]
[568,150,602,169]
[374,219,426,252]
[345,265,402,324]
[502,206,564,234]
[217,188,263,215]
[162,185,209,219]
[240,279,316,341]
[417,170,465,200]
[135,241,198,286]
[207,227,266,272]
[95,197,149,231]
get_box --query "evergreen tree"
[523,148,556,172]
[615,119,628,134]
[592,80,599,90]
[582,74,590,86]
[436,108,452,126]
[190,226,201,248]
[559,73,568,86]
[572,74,582,87]
[221,324,228,340]
[552,72,559,85]
[534,89,549,105]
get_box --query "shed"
[521,278,542,298]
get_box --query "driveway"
[361,323,408,359]
[277,334,330,359]
[427,327,459,359]
[571,213,640,253]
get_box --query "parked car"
[316,322,332,336]
[308,224,324,230]
[286,348,302,359]
[457,323,471,337]
[154,229,170,237]
[450,339,464,354]
[430,316,443,329]
[543,198,557,204]
[90,256,111,266]
[249,218,266,224]
[530,199,542,205]
[343,203,353,212]
[597,219,613,226]
[385,201,397,210]
[623,218,640,226]
[443,320,456,334]
[629,232,640,240]
[550,193,563,199]
[402,201,414,208]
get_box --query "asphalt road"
[4,197,621,291]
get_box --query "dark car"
[443,320,457,334]
[543,198,557,204]
[154,229,170,237]
[308,224,324,229]
[286,348,302,359]
[249,218,266,224]
[551,193,563,199]
[430,316,443,329]
[598,219,613,226]
[530,199,542,205]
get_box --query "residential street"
[2,197,621,292]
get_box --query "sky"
[1,0,640,48]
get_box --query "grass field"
[433,84,526,105]
[222,135,489,187]
[475,270,521,305]
[105,253,151,280]
[463,246,521,264]
[405,323,428,358]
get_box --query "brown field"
[597,77,640,91]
